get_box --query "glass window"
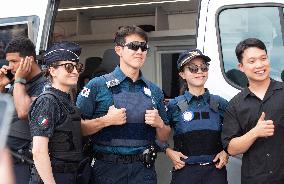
[0,16,39,66]
[0,24,28,45]
[218,6,284,87]
[0,24,28,67]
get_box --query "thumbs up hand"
[253,112,274,138]
[105,105,127,126]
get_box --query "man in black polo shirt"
[0,37,46,184]
[222,38,284,184]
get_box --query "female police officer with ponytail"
[28,41,85,184]
[165,49,229,184]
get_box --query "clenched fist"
[106,105,127,126]
[145,109,164,128]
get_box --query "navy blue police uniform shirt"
[166,90,228,134]
[7,73,47,149]
[76,66,168,155]
[29,87,74,138]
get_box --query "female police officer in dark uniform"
[28,41,85,184]
[165,49,229,184]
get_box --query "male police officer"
[0,37,46,184]
[77,25,171,184]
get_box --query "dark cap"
[44,41,81,66]
[177,49,211,70]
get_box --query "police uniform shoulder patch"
[106,79,120,88]
[81,87,90,97]
[143,87,152,97]
[37,116,49,127]
[183,111,194,121]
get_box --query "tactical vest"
[173,95,223,164]
[93,73,156,147]
[35,91,83,162]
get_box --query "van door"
[0,0,59,58]
[198,1,284,184]
[198,0,284,99]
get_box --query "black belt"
[95,152,143,164]
[188,162,215,166]
[52,162,79,173]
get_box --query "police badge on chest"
[183,111,194,121]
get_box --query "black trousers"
[14,162,31,184]
[171,164,227,184]
[91,159,157,184]
[29,172,77,184]
[54,172,77,184]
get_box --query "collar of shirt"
[112,66,149,87]
[27,72,44,84]
[242,78,283,99]
[48,86,71,100]
[184,88,210,103]
[47,86,75,113]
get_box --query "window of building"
[0,16,39,67]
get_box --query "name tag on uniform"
[183,111,194,121]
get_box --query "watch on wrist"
[155,140,170,153]
[14,77,27,85]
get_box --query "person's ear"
[28,56,35,63]
[115,46,123,57]
[49,67,57,78]
[238,63,244,72]
[179,71,186,80]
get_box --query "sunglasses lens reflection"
[125,42,148,52]
[187,64,209,73]
[63,63,83,73]
[76,63,84,73]
[201,65,209,72]
[65,64,74,73]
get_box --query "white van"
[1,0,284,183]
[198,0,284,98]
[197,1,284,183]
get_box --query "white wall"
[54,13,197,83]
[55,13,197,38]
[168,13,197,30]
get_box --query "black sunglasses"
[185,63,209,73]
[54,63,84,73]
[123,41,149,52]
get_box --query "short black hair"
[5,37,36,59]
[114,25,148,46]
[235,38,267,63]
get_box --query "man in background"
[0,37,46,184]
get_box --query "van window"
[218,6,284,87]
